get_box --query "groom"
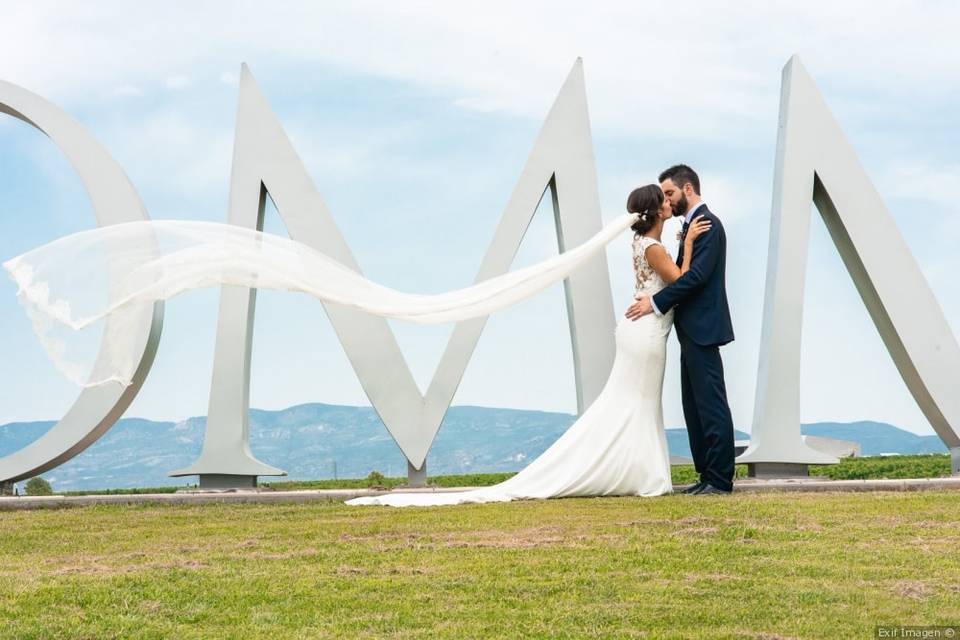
[626,164,736,495]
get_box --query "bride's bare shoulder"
[641,239,669,259]
[642,241,679,281]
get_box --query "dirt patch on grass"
[386,565,433,575]
[573,533,627,545]
[330,564,434,578]
[913,520,959,529]
[336,525,589,550]
[245,547,321,560]
[439,534,568,549]
[615,517,674,527]
[684,572,738,583]
[446,524,598,550]
[675,526,719,537]
[891,580,931,600]
[50,557,206,576]
[177,545,204,553]
[335,565,369,576]
[137,600,164,614]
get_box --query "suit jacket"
[652,206,734,347]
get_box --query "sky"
[0,1,957,440]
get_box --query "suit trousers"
[677,324,735,491]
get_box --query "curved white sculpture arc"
[171,59,616,483]
[741,56,960,467]
[0,81,163,483]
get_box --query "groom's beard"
[674,193,689,217]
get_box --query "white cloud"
[882,162,960,211]
[2,1,958,141]
[98,109,233,202]
[703,173,770,227]
[219,71,239,86]
[164,75,191,90]
[110,84,143,98]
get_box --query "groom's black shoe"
[691,482,732,496]
[681,482,705,494]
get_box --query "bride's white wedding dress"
[346,235,675,507]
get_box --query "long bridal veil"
[3,213,639,388]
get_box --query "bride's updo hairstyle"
[626,184,665,236]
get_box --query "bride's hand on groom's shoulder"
[685,215,712,244]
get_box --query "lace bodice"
[632,234,670,296]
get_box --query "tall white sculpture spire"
[741,56,960,475]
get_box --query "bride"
[346,184,710,507]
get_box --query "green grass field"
[1,489,958,638]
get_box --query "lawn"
[0,490,958,638]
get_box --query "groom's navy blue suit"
[652,204,736,491]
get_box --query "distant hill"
[0,404,947,491]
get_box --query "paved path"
[1,476,959,511]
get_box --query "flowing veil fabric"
[3,213,639,388]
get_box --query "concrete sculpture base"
[407,461,427,487]
[198,474,258,490]
[747,463,811,479]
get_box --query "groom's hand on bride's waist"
[625,296,653,321]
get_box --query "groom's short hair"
[659,164,701,196]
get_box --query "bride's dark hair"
[626,184,664,236]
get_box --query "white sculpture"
[1,56,957,488]
[167,60,617,488]
[741,57,960,476]
[0,79,164,486]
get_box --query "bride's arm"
[645,244,681,284]
[644,217,711,284]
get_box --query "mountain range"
[0,403,948,491]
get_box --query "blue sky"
[0,1,957,438]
